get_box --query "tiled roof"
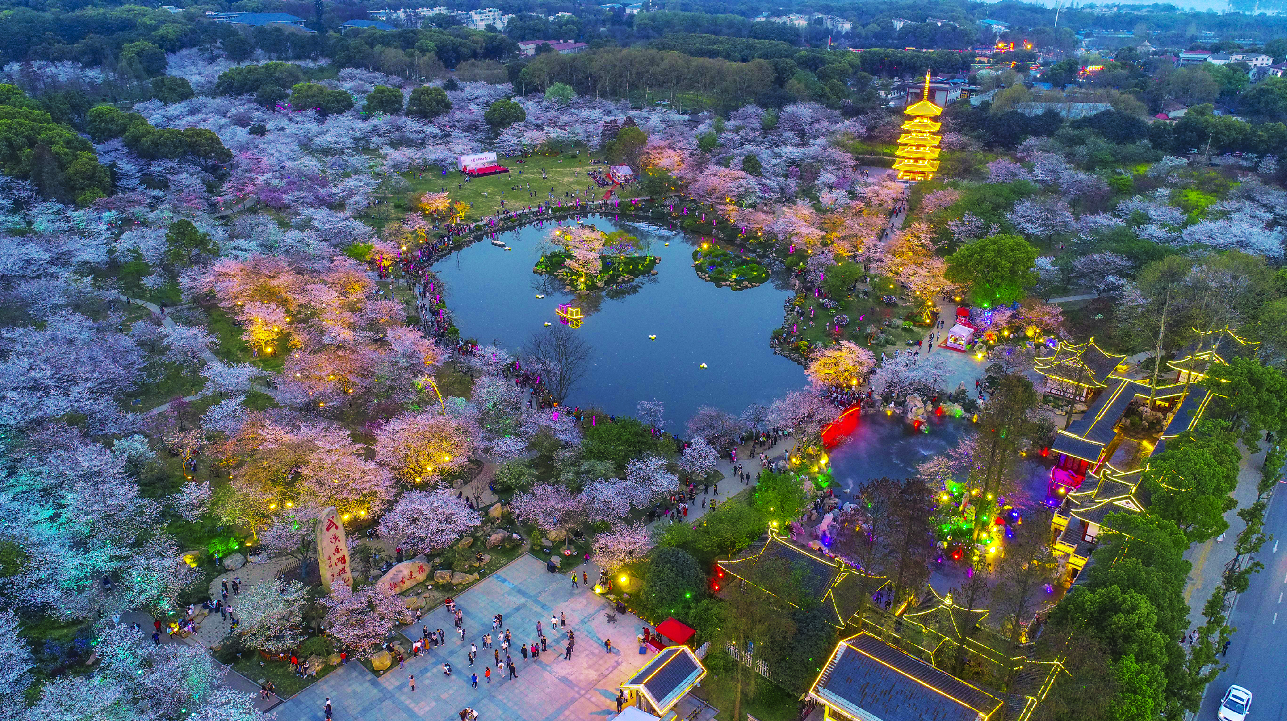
[622,646,705,714]
[812,633,1002,721]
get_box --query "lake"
[433,215,808,428]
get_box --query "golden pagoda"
[893,71,943,182]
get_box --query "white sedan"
[1218,685,1252,721]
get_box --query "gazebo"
[620,645,707,717]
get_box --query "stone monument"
[317,507,353,593]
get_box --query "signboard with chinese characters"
[377,556,430,595]
[317,507,353,593]
[457,152,497,171]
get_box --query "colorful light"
[893,70,943,182]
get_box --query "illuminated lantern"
[893,70,943,182]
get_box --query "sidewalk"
[649,434,798,531]
[1181,442,1267,631]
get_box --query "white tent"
[942,323,975,352]
[611,707,660,721]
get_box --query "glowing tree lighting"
[806,342,877,390]
[893,71,943,182]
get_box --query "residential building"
[891,17,911,31]
[1207,52,1233,66]
[548,11,576,21]
[342,19,395,32]
[206,12,312,30]
[464,7,509,31]
[159,6,183,13]
[1013,101,1114,119]
[1231,52,1273,67]
[1178,49,1213,65]
[979,18,1010,34]
[625,4,643,14]
[517,39,588,56]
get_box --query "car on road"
[1218,685,1252,721]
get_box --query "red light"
[935,406,944,416]
[712,584,720,592]
[994,516,1005,525]
[1040,447,1049,457]
[950,548,963,561]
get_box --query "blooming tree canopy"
[806,342,876,389]
[321,585,416,657]
[373,411,474,487]
[591,523,651,572]
[377,490,481,554]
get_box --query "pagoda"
[893,71,943,182]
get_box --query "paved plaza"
[279,553,645,721]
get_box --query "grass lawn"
[203,303,287,373]
[232,653,337,698]
[365,151,645,228]
[122,359,206,413]
[792,275,927,356]
[691,668,800,721]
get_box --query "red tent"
[649,618,696,650]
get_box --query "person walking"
[560,612,566,627]
[571,572,578,589]
[409,675,415,693]
[582,571,588,585]
[324,698,333,720]
[605,638,612,653]
[471,673,478,689]
[485,666,491,684]
[521,643,528,660]
[508,656,518,679]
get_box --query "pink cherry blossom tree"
[678,437,719,480]
[511,483,585,541]
[806,342,877,389]
[591,523,651,572]
[373,411,474,487]
[321,584,416,657]
[377,490,481,554]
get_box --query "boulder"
[434,570,453,585]
[488,503,504,520]
[376,556,431,595]
[487,531,508,548]
[450,571,479,585]
[479,554,491,566]
[305,655,325,674]
[327,653,342,667]
[371,650,392,671]
[548,555,561,569]
[404,595,423,610]
[221,553,246,571]
[547,528,567,542]
[456,537,474,550]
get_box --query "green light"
[685,592,692,599]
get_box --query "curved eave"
[904,100,943,116]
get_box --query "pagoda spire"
[892,72,944,182]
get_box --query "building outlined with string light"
[893,71,944,182]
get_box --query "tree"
[289,83,354,115]
[752,471,807,530]
[151,76,194,104]
[364,85,404,115]
[511,483,585,542]
[967,373,1037,538]
[714,554,798,721]
[606,126,648,168]
[945,234,1039,307]
[806,341,876,389]
[592,523,650,571]
[164,219,218,270]
[235,579,308,653]
[1136,255,1193,406]
[406,86,452,119]
[886,476,936,606]
[679,437,718,480]
[377,490,481,554]
[373,412,474,487]
[0,609,32,716]
[991,507,1058,647]
[868,353,950,401]
[625,454,678,497]
[1204,357,1287,446]
[484,98,526,129]
[686,406,745,450]
[523,324,591,403]
[544,82,574,105]
[321,585,416,657]
[1140,421,1240,542]
[642,546,704,618]
[742,153,762,176]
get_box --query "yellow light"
[285,501,293,508]
[771,520,779,528]
[269,503,277,510]
[618,575,628,584]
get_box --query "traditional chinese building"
[717,531,885,627]
[892,71,943,182]
[619,645,706,717]
[1033,338,1126,403]
[808,632,1004,721]
[1046,328,1256,582]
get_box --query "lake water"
[433,215,807,427]
[827,412,971,493]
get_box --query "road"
[1198,482,1287,720]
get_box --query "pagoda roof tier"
[905,99,944,116]
[895,147,942,159]
[902,118,942,132]
[893,159,941,172]
[897,133,942,146]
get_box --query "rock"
[404,595,423,610]
[456,537,474,550]
[479,554,491,566]
[434,570,453,584]
[450,571,479,585]
[541,538,552,549]
[547,528,567,542]
[327,653,342,667]
[371,650,392,671]
[305,655,325,674]
[376,556,431,595]
[221,553,246,571]
[548,555,561,569]
[488,503,504,519]
[487,531,508,548]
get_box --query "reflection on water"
[828,412,970,493]
[432,215,806,425]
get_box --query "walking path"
[1181,442,1268,631]
[278,554,641,721]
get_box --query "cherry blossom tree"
[373,411,474,487]
[321,585,416,657]
[377,490,481,554]
[234,578,308,653]
[679,437,719,479]
[0,609,32,717]
[685,406,744,450]
[767,388,839,437]
[581,478,652,522]
[806,342,876,389]
[511,483,585,541]
[869,354,951,400]
[636,399,664,430]
[625,455,678,497]
[591,523,651,572]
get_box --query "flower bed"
[534,250,658,292]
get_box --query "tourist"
[571,572,578,588]
[410,675,415,692]
[604,638,612,653]
[508,655,518,678]
[324,698,332,720]
[443,662,453,677]
[485,666,491,684]
[471,673,478,688]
